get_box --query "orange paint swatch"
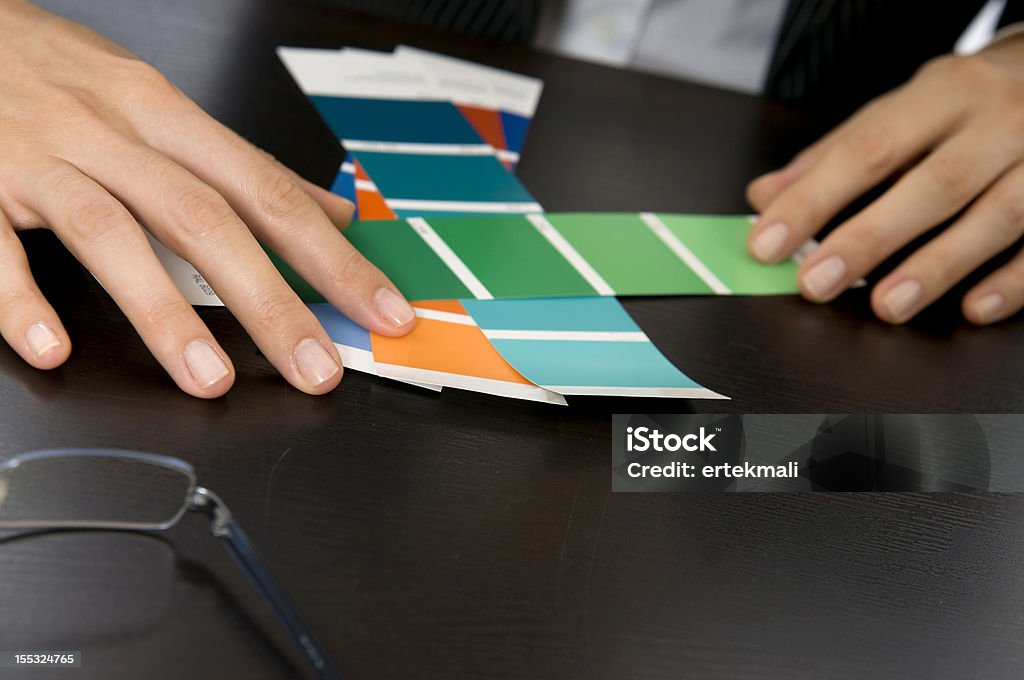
[370,302,565,404]
[457,104,508,153]
[354,159,396,220]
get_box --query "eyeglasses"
[0,448,342,680]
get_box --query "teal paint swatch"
[486,339,704,389]
[354,151,537,203]
[462,297,716,394]
[462,296,638,332]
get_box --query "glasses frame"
[0,448,342,680]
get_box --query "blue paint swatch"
[308,304,370,351]
[310,96,484,145]
[330,159,357,204]
[354,151,537,204]
[500,111,531,155]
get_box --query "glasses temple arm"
[191,487,344,680]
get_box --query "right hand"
[0,0,416,398]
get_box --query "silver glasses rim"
[0,448,199,532]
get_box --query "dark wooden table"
[2,1,1023,678]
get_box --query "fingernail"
[883,279,923,323]
[802,255,847,301]
[294,337,340,387]
[375,287,416,328]
[25,322,61,358]
[751,222,789,261]
[184,339,230,389]
[972,292,1004,324]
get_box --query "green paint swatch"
[343,220,473,301]
[545,213,713,295]
[656,214,799,294]
[426,215,596,298]
[267,213,800,304]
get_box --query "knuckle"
[48,89,94,121]
[926,157,974,206]
[249,288,302,329]
[846,220,889,264]
[927,54,993,90]
[141,295,195,332]
[916,54,951,79]
[172,186,239,244]
[775,182,827,228]
[324,248,372,289]
[841,127,895,175]
[64,195,128,243]
[47,170,81,204]
[0,286,43,319]
[951,56,997,87]
[251,166,312,224]
[119,58,178,100]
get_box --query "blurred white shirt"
[535,0,1006,94]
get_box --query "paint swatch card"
[277,46,542,218]
[308,302,376,374]
[462,297,727,399]
[152,249,729,400]
[393,46,543,168]
[370,301,566,404]
[331,213,806,302]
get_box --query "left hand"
[746,34,1024,325]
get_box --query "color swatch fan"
[153,45,814,403]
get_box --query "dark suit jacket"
[314,0,1023,114]
[766,0,1024,115]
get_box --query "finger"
[13,161,235,397]
[297,176,355,229]
[136,109,414,336]
[248,148,355,230]
[798,123,1022,304]
[0,213,71,370]
[871,163,1024,323]
[958,167,1024,325]
[747,135,835,211]
[247,148,355,230]
[963,247,1024,325]
[745,92,903,210]
[64,141,345,394]
[748,79,965,264]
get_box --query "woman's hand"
[0,0,415,398]
[748,34,1024,326]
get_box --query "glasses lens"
[0,454,194,529]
